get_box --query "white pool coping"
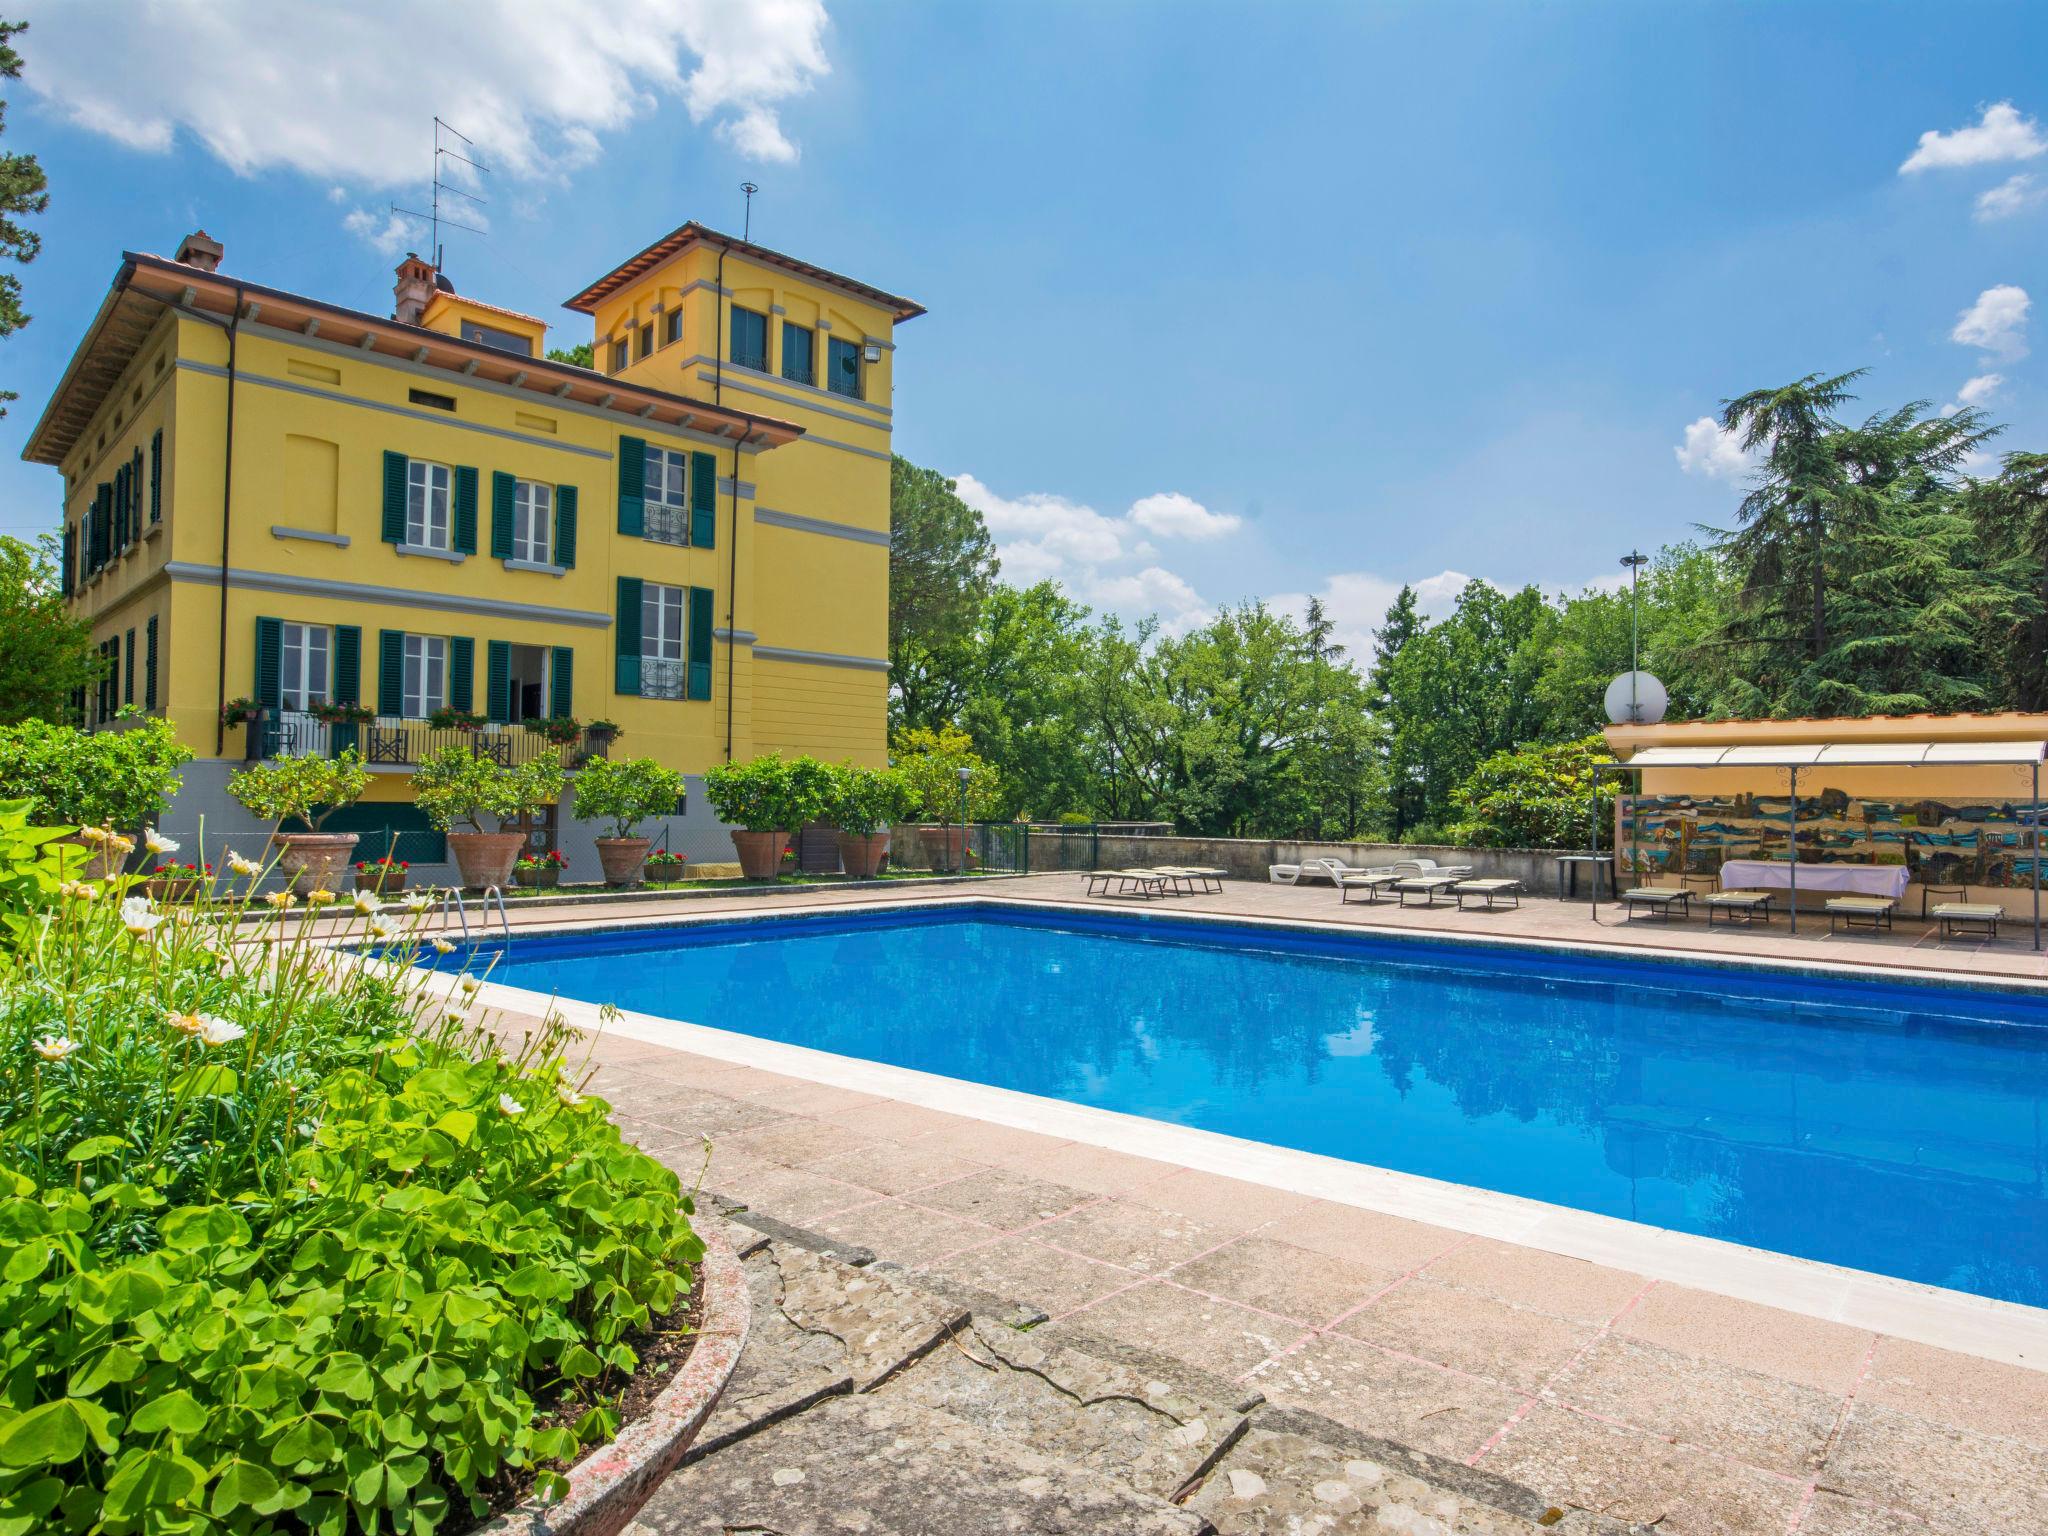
[439,923,2048,1375]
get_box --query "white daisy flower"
[458,976,481,998]
[63,882,97,902]
[227,851,260,877]
[77,826,108,845]
[197,1018,247,1047]
[351,892,380,917]
[367,915,397,942]
[33,1036,79,1063]
[144,829,179,855]
[120,895,163,939]
[497,1093,525,1117]
[430,937,455,955]
[264,891,295,910]
[402,892,432,913]
[556,1082,586,1109]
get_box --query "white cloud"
[18,0,830,187]
[952,473,1239,632]
[1900,101,2046,174]
[1269,570,1485,659]
[1957,373,2004,409]
[1128,492,1241,541]
[341,209,416,258]
[1975,172,2047,222]
[1952,284,2031,361]
[1673,415,1755,479]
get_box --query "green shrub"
[572,756,688,839]
[890,726,1001,822]
[1057,811,1092,827]
[827,764,919,836]
[412,748,564,834]
[0,817,698,1534]
[227,749,371,832]
[700,754,832,833]
[1448,734,1616,849]
[0,716,192,832]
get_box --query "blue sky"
[4,1,2043,653]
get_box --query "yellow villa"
[28,226,921,874]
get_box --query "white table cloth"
[1718,859,1909,898]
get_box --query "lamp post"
[956,766,972,874]
[1620,549,1648,718]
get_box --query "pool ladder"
[438,884,512,953]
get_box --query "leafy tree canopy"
[0,535,99,723]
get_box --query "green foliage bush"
[571,756,688,839]
[412,748,564,835]
[825,764,918,836]
[890,727,1001,822]
[0,716,192,832]
[227,750,371,832]
[700,754,832,833]
[1448,734,1617,849]
[0,816,699,1534]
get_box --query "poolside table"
[1718,860,1909,900]
[1552,854,1615,901]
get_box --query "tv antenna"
[390,118,490,270]
[741,182,758,242]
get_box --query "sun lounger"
[1393,857,1476,880]
[1932,902,2005,940]
[1621,887,1691,920]
[1085,869,1171,899]
[1825,895,1896,934]
[1338,870,1401,904]
[1453,878,1522,911]
[1154,866,1225,894]
[1393,874,1461,908]
[1707,890,1776,926]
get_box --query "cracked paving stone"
[875,1314,1245,1499]
[1186,1427,1620,1536]
[637,1394,1207,1535]
[688,1240,967,1460]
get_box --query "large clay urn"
[270,832,360,894]
[836,830,892,880]
[729,829,785,881]
[920,824,968,872]
[446,831,526,890]
[596,836,651,887]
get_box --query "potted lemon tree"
[227,748,372,892]
[893,727,1001,870]
[413,746,564,890]
[571,754,690,886]
[702,754,834,880]
[828,763,919,879]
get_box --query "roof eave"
[21,258,142,467]
[561,222,925,323]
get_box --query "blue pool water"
[441,905,2048,1305]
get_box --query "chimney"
[393,253,438,326]
[174,229,223,273]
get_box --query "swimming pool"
[438,905,2048,1306]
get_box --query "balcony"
[247,709,612,771]
[640,657,687,701]
[644,502,690,546]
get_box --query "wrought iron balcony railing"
[246,710,612,770]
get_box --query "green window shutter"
[144,616,159,711]
[124,628,136,704]
[690,451,718,549]
[615,577,643,695]
[334,626,362,705]
[149,428,163,524]
[377,630,404,717]
[486,639,512,724]
[113,464,127,550]
[254,617,283,725]
[60,525,73,598]
[131,449,143,526]
[449,635,475,713]
[554,486,578,569]
[617,435,645,536]
[687,586,714,701]
[550,645,574,717]
[452,466,479,554]
[490,471,515,559]
[382,451,408,544]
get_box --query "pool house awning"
[1621,740,2048,769]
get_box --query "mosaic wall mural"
[1619,788,2047,888]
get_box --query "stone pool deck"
[444,875,2047,1534]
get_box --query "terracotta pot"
[446,831,526,890]
[729,829,786,881]
[270,832,360,894]
[920,824,968,871]
[143,876,203,903]
[836,830,892,880]
[56,836,124,882]
[514,866,562,889]
[354,867,408,894]
[595,837,651,887]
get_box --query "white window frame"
[402,634,447,720]
[279,622,330,713]
[406,460,451,549]
[640,582,686,699]
[643,446,689,544]
[512,480,553,565]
